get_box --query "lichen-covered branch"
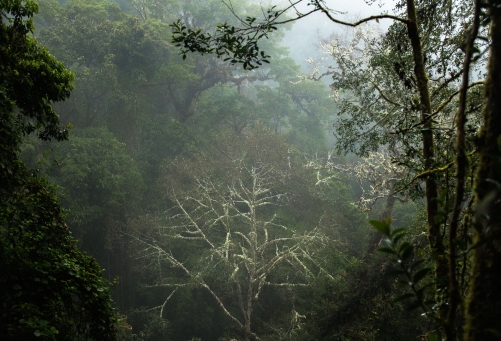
[132,153,332,341]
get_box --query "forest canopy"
[173,0,500,340]
[2,0,501,340]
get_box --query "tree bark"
[464,1,501,339]
[446,1,481,339]
[405,0,449,335]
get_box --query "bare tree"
[131,153,333,341]
[307,150,408,253]
[308,151,407,214]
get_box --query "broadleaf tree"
[0,1,116,340]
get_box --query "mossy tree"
[167,0,501,339]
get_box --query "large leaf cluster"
[0,173,116,341]
[0,0,74,144]
[1,1,117,339]
[49,127,144,243]
[0,0,73,194]
[35,0,167,129]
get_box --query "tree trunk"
[405,1,449,334]
[464,1,501,339]
[446,1,481,339]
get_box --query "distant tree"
[0,1,116,339]
[36,0,166,144]
[193,57,335,152]
[135,0,279,124]
[131,130,337,341]
[307,150,408,253]
[48,127,143,253]
[195,84,258,134]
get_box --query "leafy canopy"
[1,1,117,340]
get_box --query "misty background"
[16,0,431,339]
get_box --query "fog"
[283,0,396,72]
[2,0,487,340]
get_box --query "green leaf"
[485,329,501,339]
[416,288,425,300]
[393,233,406,244]
[410,259,425,271]
[427,332,440,341]
[413,268,431,284]
[401,244,414,261]
[385,269,407,276]
[393,293,414,303]
[378,247,397,255]
[406,299,421,311]
[391,227,406,236]
[397,279,411,289]
[369,220,390,236]
[399,242,412,253]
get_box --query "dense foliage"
[0,174,116,340]
[138,0,501,340]
[7,0,501,340]
[0,1,116,340]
